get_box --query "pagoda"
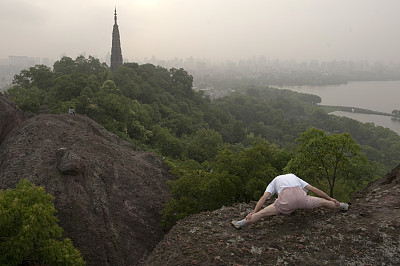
[111,8,123,72]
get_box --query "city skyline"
[2,53,399,70]
[1,0,400,64]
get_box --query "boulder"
[57,148,84,175]
[0,114,173,265]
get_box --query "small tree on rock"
[285,128,377,199]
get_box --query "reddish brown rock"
[145,165,400,265]
[0,114,173,265]
[0,95,25,143]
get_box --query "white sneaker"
[231,220,241,230]
[340,203,349,212]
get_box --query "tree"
[53,56,108,81]
[161,159,238,228]
[75,55,108,76]
[12,65,54,91]
[185,129,223,163]
[0,179,85,265]
[170,68,193,95]
[5,86,45,114]
[220,120,247,144]
[101,80,120,95]
[392,110,400,119]
[212,139,291,201]
[53,56,76,76]
[150,125,184,158]
[52,75,82,102]
[285,128,378,198]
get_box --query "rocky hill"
[144,165,400,265]
[0,95,174,265]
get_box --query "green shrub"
[0,179,85,265]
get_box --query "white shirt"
[265,173,309,198]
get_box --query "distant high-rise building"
[42,58,52,67]
[9,56,28,67]
[105,51,111,67]
[111,8,123,72]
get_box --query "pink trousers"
[273,186,322,214]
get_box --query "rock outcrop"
[0,95,25,144]
[145,166,400,265]
[0,111,173,265]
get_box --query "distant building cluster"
[137,55,400,91]
[140,55,400,80]
[3,53,400,94]
[0,56,54,91]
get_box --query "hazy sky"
[1,0,400,63]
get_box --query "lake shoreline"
[319,105,392,117]
[279,81,400,135]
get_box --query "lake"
[277,81,400,135]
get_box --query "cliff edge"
[0,95,25,143]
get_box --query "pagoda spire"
[111,7,123,72]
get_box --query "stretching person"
[231,173,349,229]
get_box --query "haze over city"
[1,0,400,63]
